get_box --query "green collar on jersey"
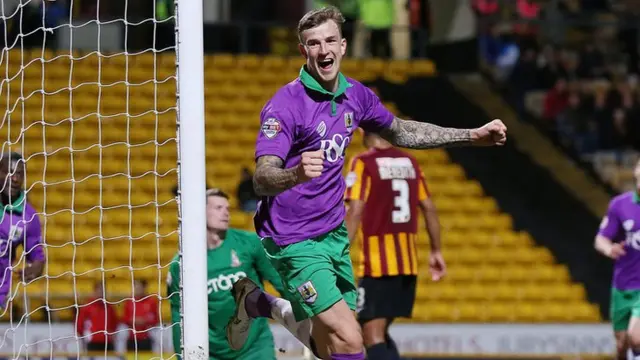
[634,191,640,204]
[299,66,352,116]
[0,191,25,215]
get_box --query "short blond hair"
[297,6,345,43]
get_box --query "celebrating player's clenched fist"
[471,119,508,146]
[296,150,324,182]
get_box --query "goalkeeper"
[167,188,286,360]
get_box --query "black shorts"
[356,275,417,323]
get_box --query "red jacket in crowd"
[122,296,160,341]
[76,299,119,345]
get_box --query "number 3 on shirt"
[392,179,410,224]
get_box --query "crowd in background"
[479,0,640,160]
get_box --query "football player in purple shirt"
[596,159,640,360]
[226,7,507,360]
[0,152,44,310]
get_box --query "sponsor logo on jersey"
[320,134,350,163]
[344,112,354,132]
[230,250,241,267]
[297,281,317,304]
[166,272,173,286]
[208,271,247,293]
[626,230,640,251]
[262,118,281,139]
[316,121,327,138]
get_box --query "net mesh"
[0,0,178,356]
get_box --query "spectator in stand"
[593,89,616,150]
[514,0,541,49]
[612,108,630,151]
[122,279,160,351]
[577,43,606,79]
[543,78,569,122]
[472,0,499,18]
[408,0,432,58]
[480,25,520,83]
[76,282,119,352]
[510,47,539,116]
[557,92,598,155]
[538,45,566,89]
[360,0,394,58]
[237,167,259,213]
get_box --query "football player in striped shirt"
[344,131,446,360]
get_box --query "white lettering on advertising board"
[0,323,616,356]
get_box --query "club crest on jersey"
[316,121,327,138]
[624,220,635,231]
[262,118,281,139]
[230,250,241,267]
[8,225,23,242]
[344,112,354,132]
[297,281,317,304]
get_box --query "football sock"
[366,343,390,360]
[245,288,275,319]
[385,333,400,360]
[267,297,316,356]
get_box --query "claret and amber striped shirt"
[345,147,429,278]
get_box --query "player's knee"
[330,318,363,353]
[628,331,640,351]
[617,332,630,357]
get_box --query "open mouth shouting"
[318,58,335,73]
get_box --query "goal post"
[0,0,209,358]
[175,0,209,359]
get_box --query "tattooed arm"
[379,117,507,149]
[379,117,473,149]
[253,156,299,197]
[253,150,324,196]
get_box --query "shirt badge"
[624,220,635,231]
[262,118,281,139]
[230,250,241,267]
[316,121,327,138]
[297,281,317,304]
[344,112,354,133]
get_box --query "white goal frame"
[175,0,209,359]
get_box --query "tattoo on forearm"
[253,155,299,196]
[380,118,473,149]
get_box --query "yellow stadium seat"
[486,302,513,322]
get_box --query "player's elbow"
[252,175,267,196]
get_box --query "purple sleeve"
[358,86,395,133]
[255,105,295,161]
[598,201,622,241]
[25,212,44,262]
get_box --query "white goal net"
[0,0,187,358]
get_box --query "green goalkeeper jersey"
[168,228,285,360]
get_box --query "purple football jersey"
[598,191,640,290]
[254,67,394,245]
[0,192,44,306]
